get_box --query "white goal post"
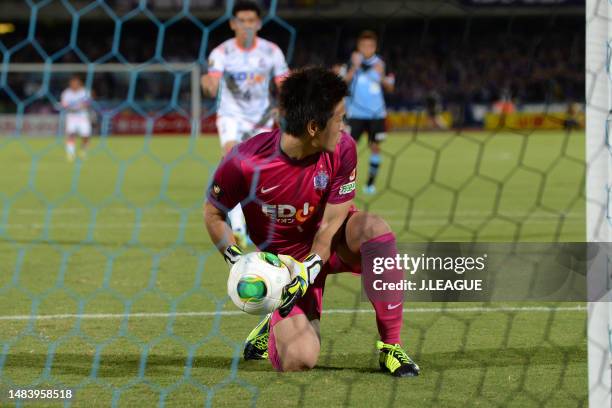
[586,0,612,407]
[3,62,202,135]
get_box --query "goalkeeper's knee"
[281,346,318,372]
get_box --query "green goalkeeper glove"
[277,253,323,318]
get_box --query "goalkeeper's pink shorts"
[268,212,361,371]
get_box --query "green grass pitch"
[0,130,586,407]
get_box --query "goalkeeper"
[204,67,419,377]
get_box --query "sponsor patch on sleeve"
[339,181,356,195]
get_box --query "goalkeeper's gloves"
[223,244,243,266]
[277,253,323,318]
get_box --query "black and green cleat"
[243,313,272,360]
[376,341,420,377]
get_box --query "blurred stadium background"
[0,0,594,407]
[0,0,583,134]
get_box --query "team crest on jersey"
[314,170,329,190]
[211,183,222,199]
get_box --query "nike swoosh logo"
[260,185,280,194]
[387,303,402,310]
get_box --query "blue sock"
[368,153,381,186]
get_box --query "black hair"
[232,0,261,17]
[279,67,348,137]
[358,30,378,43]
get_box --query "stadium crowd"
[1,15,584,122]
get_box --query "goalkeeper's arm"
[204,201,237,256]
[277,200,353,317]
[310,200,353,263]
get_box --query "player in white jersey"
[60,76,92,162]
[200,0,289,247]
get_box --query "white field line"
[0,305,586,322]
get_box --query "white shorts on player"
[65,114,92,137]
[216,115,273,147]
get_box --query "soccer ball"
[227,252,291,315]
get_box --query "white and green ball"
[227,252,291,315]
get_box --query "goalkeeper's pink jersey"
[207,129,357,259]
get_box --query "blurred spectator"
[1,15,584,116]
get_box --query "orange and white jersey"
[60,87,91,119]
[207,37,288,122]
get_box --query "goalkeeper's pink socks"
[267,232,406,371]
[360,232,404,345]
